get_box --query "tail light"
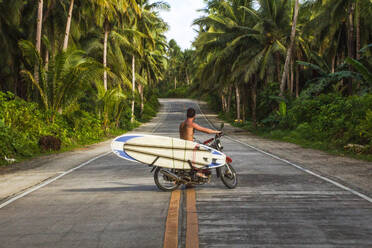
[226,156,232,163]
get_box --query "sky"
[154,0,206,50]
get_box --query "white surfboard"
[111,134,226,169]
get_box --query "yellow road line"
[164,190,181,248]
[186,187,199,248]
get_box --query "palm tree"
[19,40,103,119]
[194,0,266,123]
[92,0,140,91]
[63,0,75,51]
[280,0,299,96]
[34,0,44,84]
[0,0,25,95]
[129,0,169,119]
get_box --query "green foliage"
[64,110,104,143]
[0,92,46,162]
[345,57,372,85]
[19,40,104,117]
[272,93,372,149]
[276,102,287,118]
[139,94,160,122]
[0,90,151,165]
[358,110,372,145]
[161,86,191,98]
[257,82,281,120]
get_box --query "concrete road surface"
[0,99,371,248]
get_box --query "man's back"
[179,119,194,141]
[179,107,220,142]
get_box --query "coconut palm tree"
[92,0,140,91]
[280,0,299,96]
[19,40,104,119]
[0,0,25,94]
[34,0,44,84]
[63,0,75,51]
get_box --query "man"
[179,107,221,141]
[179,107,221,178]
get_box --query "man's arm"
[192,122,221,134]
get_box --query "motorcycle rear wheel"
[154,167,181,192]
[220,163,238,189]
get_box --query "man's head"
[187,108,196,119]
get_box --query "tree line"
[1,0,172,126]
[0,0,173,162]
[163,0,372,155]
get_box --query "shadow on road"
[65,185,158,192]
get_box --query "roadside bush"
[140,95,160,122]
[357,110,372,145]
[0,92,48,159]
[0,88,161,165]
[0,122,36,162]
[0,91,106,164]
[64,110,104,143]
[162,86,190,98]
[268,93,372,148]
[257,82,281,121]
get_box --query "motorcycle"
[151,123,238,191]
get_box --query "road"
[0,99,371,248]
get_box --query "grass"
[218,113,372,162]
[0,117,147,168]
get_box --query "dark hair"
[187,108,196,118]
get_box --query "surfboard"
[111,134,226,169]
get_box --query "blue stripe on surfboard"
[208,162,224,168]
[115,135,142,143]
[212,150,222,155]
[114,149,137,162]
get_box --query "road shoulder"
[0,103,166,202]
[197,100,372,197]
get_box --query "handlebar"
[201,122,225,145]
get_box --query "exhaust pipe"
[161,169,190,183]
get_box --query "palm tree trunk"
[242,103,246,122]
[131,55,135,123]
[347,2,355,95]
[242,84,247,122]
[355,0,360,60]
[138,84,144,116]
[34,0,43,84]
[290,58,294,94]
[348,2,355,59]
[286,65,290,93]
[174,77,177,89]
[103,19,109,91]
[331,54,336,73]
[227,86,232,113]
[251,77,257,129]
[275,52,281,82]
[296,64,300,98]
[235,84,240,120]
[221,95,226,112]
[186,71,190,85]
[280,0,299,96]
[62,0,74,51]
[44,49,49,71]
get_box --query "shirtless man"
[179,108,221,178]
[179,107,221,141]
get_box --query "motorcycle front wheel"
[154,167,181,192]
[220,163,238,189]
